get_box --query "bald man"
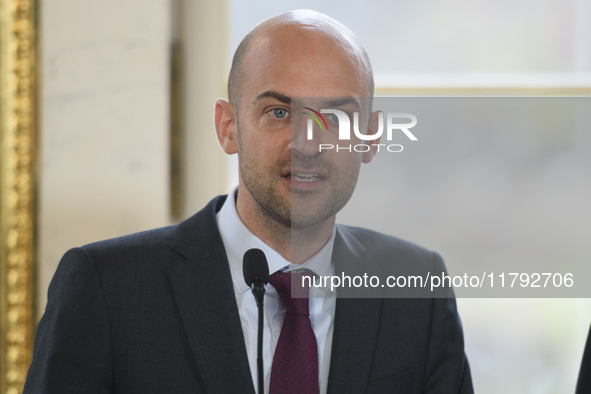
[25,10,473,394]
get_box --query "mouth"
[281,169,327,190]
[285,172,325,182]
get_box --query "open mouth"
[285,173,324,182]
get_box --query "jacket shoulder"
[82,224,178,256]
[336,224,436,261]
[80,194,228,265]
[335,223,449,288]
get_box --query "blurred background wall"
[38,0,229,319]
[40,0,172,318]
[38,0,591,393]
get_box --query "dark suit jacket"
[24,195,473,393]
[577,325,591,394]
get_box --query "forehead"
[240,25,369,104]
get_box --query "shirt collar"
[216,187,335,295]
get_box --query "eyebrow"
[253,92,362,109]
[324,97,362,109]
[254,91,291,104]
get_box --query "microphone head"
[243,248,269,287]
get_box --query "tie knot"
[269,271,311,316]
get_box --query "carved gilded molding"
[0,0,38,393]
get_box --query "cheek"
[238,137,281,173]
[333,152,363,177]
[237,120,291,166]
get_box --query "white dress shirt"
[216,188,336,394]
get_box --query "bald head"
[227,10,374,111]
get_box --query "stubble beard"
[289,153,360,229]
[237,129,361,230]
[237,128,291,229]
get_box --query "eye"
[326,113,339,123]
[272,108,288,119]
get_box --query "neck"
[290,220,335,264]
[235,186,334,264]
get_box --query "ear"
[214,98,238,155]
[361,110,382,163]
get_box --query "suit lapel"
[327,226,384,394]
[166,199,384,393]
[167,196,255,394]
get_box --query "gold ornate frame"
[0,0,38,393]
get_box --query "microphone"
[243,248,269,394]
[243,248,269,307]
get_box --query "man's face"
[236,25,374,228]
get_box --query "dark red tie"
[268,271,319,394]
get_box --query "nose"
[289,117,323,157]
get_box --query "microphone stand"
[243,248,269,394]
[252,281,266,394]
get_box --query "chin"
[290,208,334,228]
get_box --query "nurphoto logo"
[303,108,418,153]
